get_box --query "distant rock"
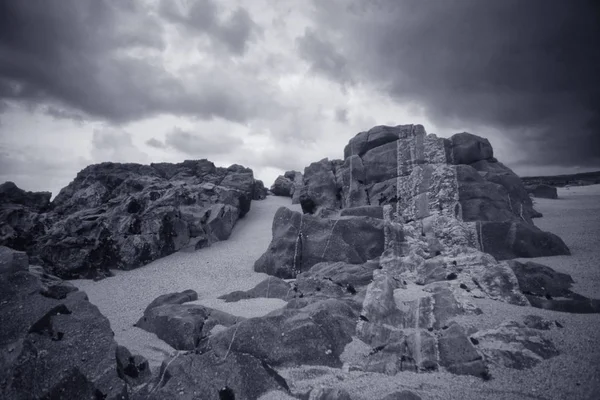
[252,179,268,200]
[270,170,303,201]
[0,246,135,399]
[525,183,558,199]
[0,159,263,279]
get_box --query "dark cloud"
[0,0,276,123]
[302,0,600,169]
[162,127,244,156]
[145,138,167,149]
[159,0,259,55]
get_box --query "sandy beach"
[74,185,600,399]
[73,195,301,367]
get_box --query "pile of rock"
[0,160,264,279]
[270,170,303,203]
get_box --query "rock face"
[525,183,558,199]
[297,124,569,261]
[254,207,385,278]
[270,170,303,201]
[0,246,136,399]
[0,160,262,279]
[247,124,578,380]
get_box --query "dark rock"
[523,315,554,330]
[382,391,422,400]
[472,321,559,369]
[252,179,268,200]
[0,160,258,279]
[116,345,151,386]
[136,291,239,350]
[525,184,558,199]
[204,299,359,367]
[271,175,295,197]
[304,260,380,288]
[0,252,130,399]
[254,208,385,278]
[438,322,488,377]
[508,261,574,298]
[449,132,494,165]
[142,350,289,400]
[300,159,341,215]
[0,181,51,210]
[0,245,29,274]
[218,277,292,302]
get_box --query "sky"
[0,0,599,197]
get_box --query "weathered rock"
[438,322,488,377]
[525,184,558,199]
[254,207,385,278]
[471,321,560,369]
[509,261,600,313]
[0,249,130,399]
[204,299,359,368]
[219,277,292,302]
[1,160,259,279]
[522,315,555,330]
[271,175,295,197]
[340,206,383,219]
[300,159,342,216]
[136,290,240,350]
[141,350,290,400]
[252,179,268,200]
[0,181,51,210]
[0,245,28,274]
[116,345,151,386]
[449,132,494,165]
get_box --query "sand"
[73,195,301,368]
[74,186,600,399]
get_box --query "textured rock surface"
[254,207,385,278]
[0,160,262,279]
[270,170,303,200]
[0,247,134,399]
[135,290,240,350]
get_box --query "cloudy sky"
[1,0,598,196]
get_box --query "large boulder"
[0,159,260,279]
[271,175,295,197]
[0,247,134,399]
[135,290,240,350]
[254,207,385,278]
[525,183,558,199]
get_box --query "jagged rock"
[0,181,51,210]
[219,277,292,302]
[340,206,383,219]
[252,179,268,200]
[116,345,151,386]
[471,321,560,369]
[140,350,290,400]
[300,159,342,216]
[0,245,28,274]
[525,183,558,199]
[0,160,260,279]
[254,207,385,278]
[522,315,554,330]
[448,132,494,165]
[0,248,130,399]
[135,290,240,350]
[438,322,488,377]
[508,261,600,313]
[203,299,359,368]
[271,175,295,197]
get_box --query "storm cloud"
[300,0,600,168]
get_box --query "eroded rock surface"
[0,246,137,399]
[0,160,263,279]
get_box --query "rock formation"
[525,183,558,199]
[270,170,303,202]
[0,246,143,399]
[0,160,264,279]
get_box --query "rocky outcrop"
[0,246,138,399]
[135,290,241,350]
[270,170,303,201]
[525,183,558,199]
[254,207,385,278]
[296,124,569,260]
[252,179,268,200]
[250,124,576,380]
[0,159,262,279]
